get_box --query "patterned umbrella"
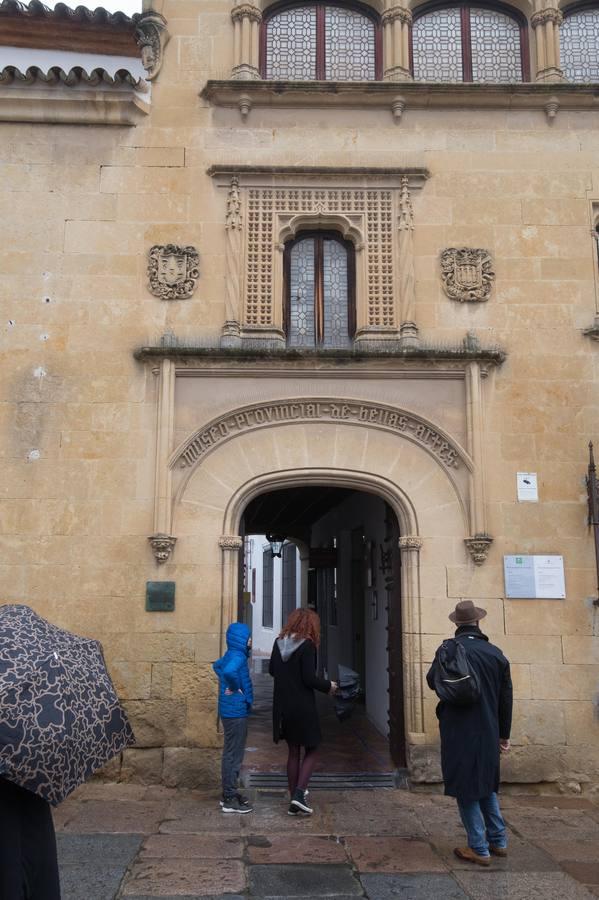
[0,604,135,805]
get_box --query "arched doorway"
[239,484,406,772]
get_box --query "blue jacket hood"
[226,622,251,654]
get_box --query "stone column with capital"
[382,4,413,82]
[231,3,262,80]
[531,6,565,82]
[149,358,176,564]
[398,176,419,348]
[219,535,244,634]
[398,535,425,736]
[222,176,243,347]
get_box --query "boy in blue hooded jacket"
[212,621,254,813]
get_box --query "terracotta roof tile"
[0,62,147,88]
[0,0,139,26]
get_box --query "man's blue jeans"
[456,793,507,857]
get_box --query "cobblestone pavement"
[53,784,599,899]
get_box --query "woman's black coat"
[426,626,513,802]
[269,638,331,748]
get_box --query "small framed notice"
[517,472,538,502]
[503,555,565,599]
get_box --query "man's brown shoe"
[489,845,508,857]
[454,847,491,866]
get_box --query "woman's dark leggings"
[286,742,319,795]
[0,777,61,900]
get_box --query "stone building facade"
[2,0,599,789]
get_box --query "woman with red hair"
[269,608,337,815]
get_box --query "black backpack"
[427,638,481,706]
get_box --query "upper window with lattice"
[262,2,381,80]
[562,5,599,81]
[412,3,529,82]
[284,232,355,349]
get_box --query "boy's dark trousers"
[221,717,248,799]
[0,777,61,899]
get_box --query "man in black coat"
[427,600,513,866]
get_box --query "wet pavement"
[53,783,599,899]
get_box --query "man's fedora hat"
[449,600,487,624]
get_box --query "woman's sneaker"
[221,795,253,814]
[290,789,313,814]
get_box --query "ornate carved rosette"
[148,244,200,301]
[464,535,493,566]
[135,12,170,81]
[398,536,423,551]
[219,535,244,550]
[149,533,176,563]
[440,248,495,303]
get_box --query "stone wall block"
[500,745,565,783]
[120,748,164,784]
[562,636,599,665]
[407,743,442,784]
[171,662,218,702]
[531,664,599,701]
[124,700,187,748]
[151,662,173,699]
[108,660,152,700]
[512,700,567,745]
[162,748,221,788]
[564,702,599,746]
[185,703,222,749]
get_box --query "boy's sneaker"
[220,792,251,809]
[221,795,253,814]
[290,789,313,814]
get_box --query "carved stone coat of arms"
[148,244,200,300]
[440,248,494,303]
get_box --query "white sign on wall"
[517,472,538,502]
[504,555,566,599]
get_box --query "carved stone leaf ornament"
[148,244,200,300]
[440,247,495,303]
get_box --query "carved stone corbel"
[219,535,244,550]
[135,11,170,81]
[464,535,493,566]
[149,533,176,563]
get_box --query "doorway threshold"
[244,771,410,791]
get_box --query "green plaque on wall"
[146,581,175,612]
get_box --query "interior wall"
[311,491,390,736]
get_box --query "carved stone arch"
[173,432,465,743]
[168,396,473,530]
[258,0,385,18]
[222,467,419,538]
[409,0,533,18]
[279,212,365,249]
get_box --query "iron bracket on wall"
[585,441,599,606]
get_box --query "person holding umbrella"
[0,604,136,898]
[0,776,61,899]
[269,608,337,816]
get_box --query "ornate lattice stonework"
[440,247,494,303]
[245,187,395,329]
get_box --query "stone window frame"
[283,229,357,348]
[410,0,531,82]
[560,1,599,81]
[260,0,384,80]
[209,167,430,349]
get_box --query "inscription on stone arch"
[173,399,464,471]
